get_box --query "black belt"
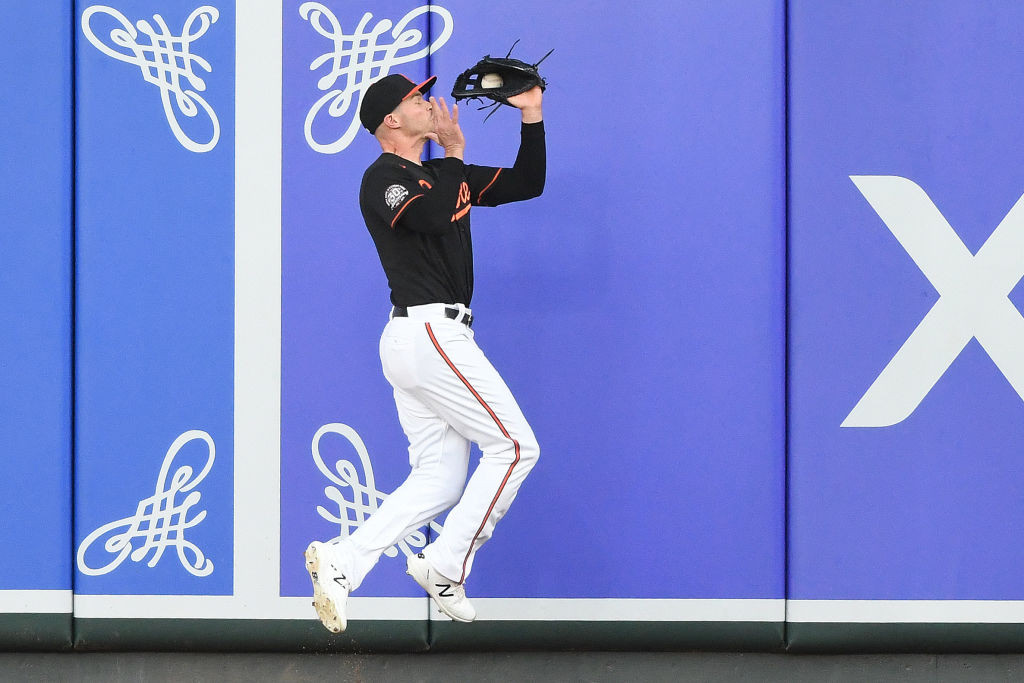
[392,305,473,328]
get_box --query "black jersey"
[359,121,545,307]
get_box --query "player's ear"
[383,112,400,130]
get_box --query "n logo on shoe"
[843,176,1024,427]
[435,583,455,597]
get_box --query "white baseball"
[481,73,503,89]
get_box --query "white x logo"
[842,176,1024,427]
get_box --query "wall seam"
[424,0,437,164]
[782,0,793,653]
[69,0,78,651]
[424,0,435,652]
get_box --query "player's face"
[395,92,432,135]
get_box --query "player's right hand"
[426,96,465,158]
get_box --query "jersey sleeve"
[363,164,427,230]
[465,164,507,206]
[364,158,468,235]
[465,121,546,207]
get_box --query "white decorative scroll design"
[77,430,216,577]
[299,2,453,154]
[81,5,221,153]
[313,423,442,558]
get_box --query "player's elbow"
[521,176,545,200]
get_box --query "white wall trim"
[72,595,423,620]
[70,596,782,622]
[233,0,283,607]
[69,597,1024,624]
[787,600,1024,624]
[0,590,72,614]
[453,598,784,622]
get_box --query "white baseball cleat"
[406,553,476,623]
[305,541,352,633]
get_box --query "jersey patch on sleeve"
[384,184,410,210]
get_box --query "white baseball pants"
[337,304,540,589]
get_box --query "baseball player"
[305,73,546,632]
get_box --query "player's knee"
[484,430,539,467]
[516,433,540,469]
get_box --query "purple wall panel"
[789,0,1024,600]
[280,0,436,597]
[282,0,785,604]
[417,0,785,599]
[75,0,235,595]
[0,1,72,596]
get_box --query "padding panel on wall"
[788,0,1024,651]
[426,0,786,648]
[0,1,73,651]
[279,0,435,649]
[74,0,235,605]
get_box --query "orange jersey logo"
[451,181,471,222]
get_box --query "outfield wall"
[787,0,1024,651]
[0,2,74,651]
[0,0,1021,652]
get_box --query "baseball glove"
[451,40,553,120]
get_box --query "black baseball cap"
[360,74,437,134]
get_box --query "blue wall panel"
[279,0,786,640]
[423,0,786,603]
[279,0,436,602]
[789,0,1024,604]
[0,0,72,649]
[74,0,235,596]
[0,4,72,596]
